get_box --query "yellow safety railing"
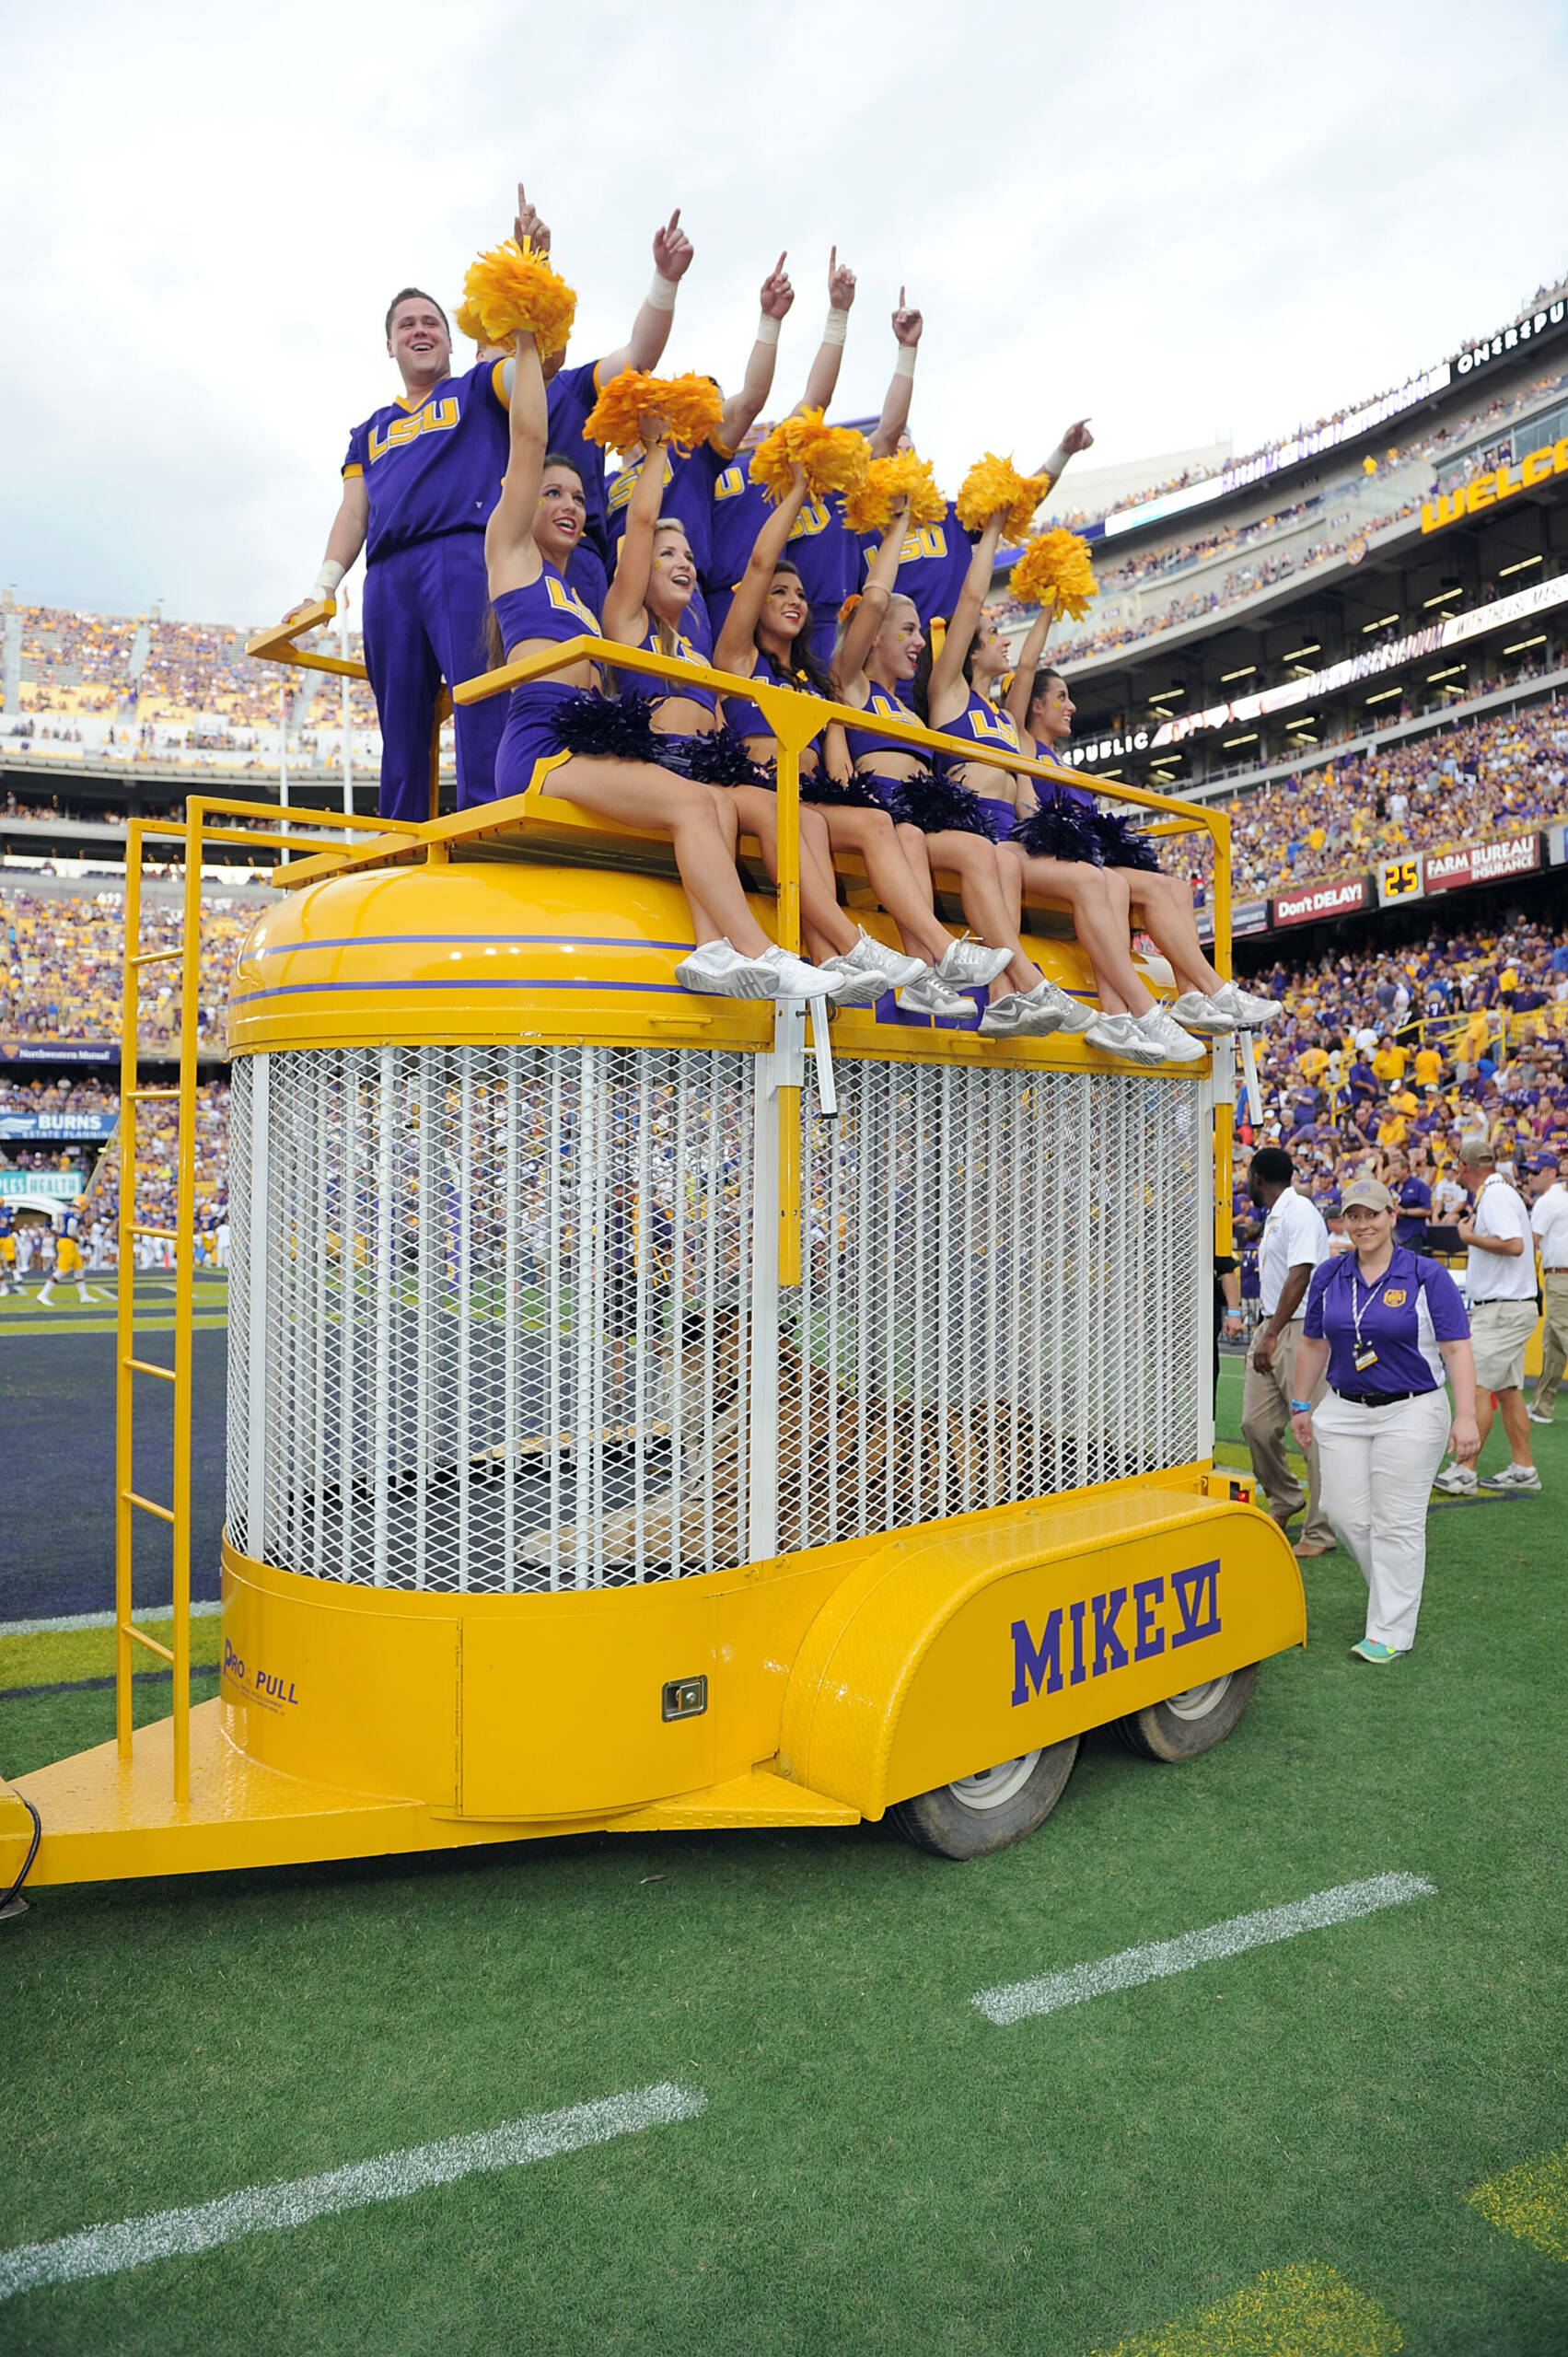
[115,795,425,1800]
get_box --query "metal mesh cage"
[226,1047,1207,1594]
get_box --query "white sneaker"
[1168,989,1237,1037]
[810,951,887,1007]
[854,926,928,989]
[1527,1404,1555,1425]
[897,969,975,1019]
[935,937,1014,988]
[1137,1006,1208,1064]
[678,938,834,1000]
[980,978,1096,1038]
[676,938,778,998]
[1084,1012,1166,1066]
[756,943,843,999]
[1479,1463,1542,1492]
[1433,1461,1477,1494]
[1204,979,1283,1028]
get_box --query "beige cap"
[1341,1178,1397,1213]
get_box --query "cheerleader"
[600,419,883,1002]
[921,544,1202,1063]
[712,474,981,1016]
[1007,664,1283,1035]
[834,505,1076,1024]
[482,327,842,1004]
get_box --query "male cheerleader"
[288,185,692,819]
[37,1195,99,1307]
[703,279,927,661]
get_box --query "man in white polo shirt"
[1435,1136,1541,1492]
[1527,1154,1568,1424]
[1242,1146,1334,1554]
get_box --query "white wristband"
[893,344,917,380]
[1042,443,1071,482]
[756,312,781,346]
[312,560,345,601]
[646,271,679,313]
[822,307,849,348]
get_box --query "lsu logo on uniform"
[966,702,1021,752]
[545,575,599,632]
[1382,1288,1407,1306]
[367,398,460,465]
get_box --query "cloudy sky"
[6,0,1567,627]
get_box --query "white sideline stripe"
[0,2082,706,2302]
[972,1872,1435,2026]
[2,1601,222,1638]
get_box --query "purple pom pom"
[887,771,1001,839]
[1010,795,1101,865]
[552,692,658,763]
[1090,810,1162,872]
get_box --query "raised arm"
[600,210,694,380]
[714,255,793,452]
[601,423,670,645]
[793,250,856,419]
[868,295,923,458]
[713,467,812,673]
[927,513,1005,714]
[484,331,548,595]
[1003,606,1055,737]
[833,500,911,691]
[1028,417,1094,503]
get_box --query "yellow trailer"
[0,629,1302,1896]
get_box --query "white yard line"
[2,1602,222,1638]
[973,1873,1435,2026]
[0,2083,706,2302]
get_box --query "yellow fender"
[779,1486,1304,1819]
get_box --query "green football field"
[2,1362,1565,2356]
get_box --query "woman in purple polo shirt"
[1289,1178,1479,1662]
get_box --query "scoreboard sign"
[1423,833,1542,893]
[1376,854,1425,907]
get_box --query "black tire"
[1112,1663,1259,1762]
[888,1736,1080,1860]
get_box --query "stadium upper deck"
[1017,286,1568,813]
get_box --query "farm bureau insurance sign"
[1423,832,1542,892]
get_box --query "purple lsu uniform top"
[343,359,510,562]
[1303,1244,1469,1398]
[491,563,603,803]
[841,681,921,793]
[1019,726,1095,812]
[858,501,976,627]
[343,359,513,819]
[706,465,859,657]
[939,690,1027,833]
[638,620,716,714]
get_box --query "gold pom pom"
[459,238,577,359]
[1007,528,1098,622]
[454,298,488,347]
[749,409,872,504]
[842,448,946,535]
[955,452,1050,540]
[583,369,725,456]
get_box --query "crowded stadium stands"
[2,888,246,1048]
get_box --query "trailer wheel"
[1113,1664,1258,1762]
[888,1736,1080,1860]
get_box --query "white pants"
[1311,1387,1452,1652]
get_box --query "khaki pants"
[1241,1315,1333,1546]
[1534,1271,1568,1416]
